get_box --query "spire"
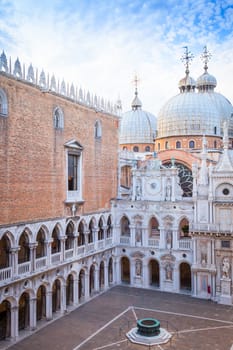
[200,45,211,73]
[199,135,208,186]
[131,74,142,110]
[181,46,194,77]
[223,120,229,150]
[197,46,216,91]
[179,47,195,92]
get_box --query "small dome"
[120,109,157,144]
[178,75,196,90]
[196,72,217,90]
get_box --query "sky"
[0,0,233,115]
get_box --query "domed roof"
[120,90,157,144]
[157,91,233,138]
[196,72,217,89]
[158,48,233,139]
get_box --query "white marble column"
[29,297,37,330]
[46,291,53,320]
[11,305,19,340]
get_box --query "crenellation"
[0,51,121,117]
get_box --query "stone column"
[29,243,37,272]
[60,236,66,262]
[11,305,19,340]
[94,265,99,293]
[45,239,53,267]
[29,297,37,330]
[172,228,179,250]
[61,282,67,313]
[85,271,90,300]
[10,247,19,277]
[46,291,53,320]
[104,262,109,289]
[73,276,79,305]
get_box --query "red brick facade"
[0,74,119,225]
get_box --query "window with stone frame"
[0,88,8,116]
[65,140,83,203]
[53,106,64,129]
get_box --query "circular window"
[223,188,229,195]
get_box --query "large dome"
[120,91,157,144]
[158,69,233,138]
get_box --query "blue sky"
[0,0,233,115]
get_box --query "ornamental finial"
[132,74,140,96]
[180,46,194,76]
[201,45,212,73]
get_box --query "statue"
[165,263,173,280]
[135,260,142,276]
[222,257,230,279]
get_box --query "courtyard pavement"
[2,285,233,350]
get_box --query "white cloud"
[0,0,232,116]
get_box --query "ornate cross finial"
[201,45,212,72]
[181,46,194,76]
[132,74,140,95]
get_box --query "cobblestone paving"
[3,286,233,350]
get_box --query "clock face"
[146,178,161,195]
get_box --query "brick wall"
[0,74,119,225]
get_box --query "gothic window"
[133,146,139,152]
[94,120,102,139]
[120,165,132,189]
[65,140,83,202]
[0,88,8,116]
[53,107,64,129]
[176,141,181,149]
[164,161,193,197]
[120,216,130,236]
[145,146,150,152]
[189,140,195,148]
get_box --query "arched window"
[123,146,127,151]
[189,140,195,148]
[133,146,139,152]
[145,146,150,152]
[165,141,169,149]
[214,126,217,135]
[214,140,217,148]
[53,107,64,129]
[158,143,160,151]
[0,88,8,116]
[176,141,181,149]
[94,120,102,139]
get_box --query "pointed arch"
[120,215,130,236]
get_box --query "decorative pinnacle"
[201,45,212,73]
[180,46,194,76]
[132,74,140,95]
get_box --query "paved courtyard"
[2,286,233,350]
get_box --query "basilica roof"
[119,89,157,144]
[157,47,233,139]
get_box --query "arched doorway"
[52,279,61,313]
[108,258,113,285]
[18,292,30,330]
[149,260,160,287]
[121,257,130,284]
[0,300,11,339]
[37,285,46,321]
[66,274,74,306]
[79,270,85,301]
[89,265,95,295]
[99,261,105,290]
[180,262,191,291]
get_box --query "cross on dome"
[180,46,194,76]
[201,46,212,73]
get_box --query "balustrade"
[18,261,31,275]
[35,256,47,270]
[0,266,12,282]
